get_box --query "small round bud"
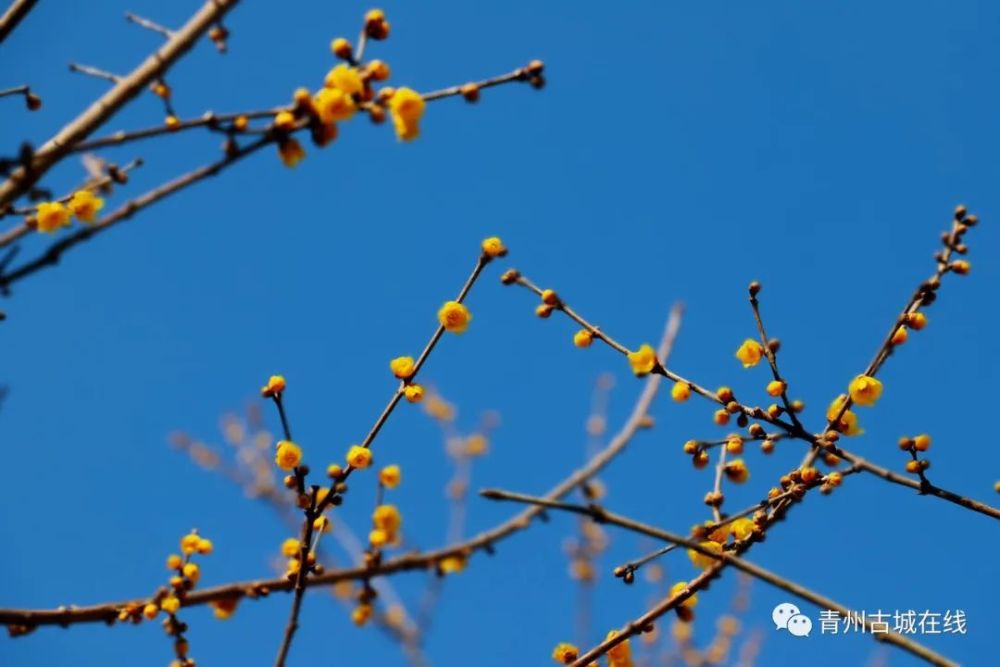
[331,37,353,59]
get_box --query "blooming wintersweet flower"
[275,440,302,470]
[325,64,364,96]
[606,630,632,666]
[379,464,401,488]
[35,201,70,233]
[687,540,723,569]
[670,581,698,608]
[404,384,424,403]
[481,236,507,258]
[573,329,593,348]
[438,301,471,333]
[389,87,425,141]
[730,517,755,541]
[260,375,286,397]
[628,344,658,376]
[552,643,579,664]
[346,445,373,469]
[67,190,104,223]
[735,339,764,368]
[848,374,883,407]
[389,355,416,379]
[827,395,863,436]
[671,381,691,402]
[313,87,356,123]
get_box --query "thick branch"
[0,0,38,44]
[0,0,240,209]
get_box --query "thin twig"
[125,12,175,39]
[68,63,122,83]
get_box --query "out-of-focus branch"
[0,0,240,209]
[0,0,38,44]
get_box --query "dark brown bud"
[749,280,761,296]
[954,204,967,221]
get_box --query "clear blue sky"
[2,1,998,666]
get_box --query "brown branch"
[0,305,683,633]
[0,0,241,209]
[0,136,270,290]
[835,446,1000,520]
[274,488,318,667]
[480,491,955,667]
[0,0,38,44]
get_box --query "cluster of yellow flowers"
[253,9,434,167]
[369,503,402,548]
[34,190,105,233]
[552,631,638,665]
[390,355,425,402]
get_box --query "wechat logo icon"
[773,603,812,638]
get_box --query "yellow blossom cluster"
[34,190,105,233]
[369,503,402,548]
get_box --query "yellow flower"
[161,596,181,614]
[372,504,402,535]
[766,380,785,397]
[210,597,239,620]
[670,581,697,608]
[404,384,424,403]
[352,603,373,626]
[166,554,183,570]
[369,528,388,548]
[389,87,426,141]
[724,459,749,484]
[735,339,764,368]
[275,440,302,470]
[278,138,305,168]
[281,538,300,558]
[273,110,296,131]
[713,409,730,426]
[438,300,472,333]
[260,375,286,397]
[180,532,201,555]
[827,395,863,436]
[606,630,632,665]
[465,433,488,456]
[481,236,507,258]
[906,312,927,330]
[730,517,755,541]
[346,445,373,469]
[67,190,104,223]
[390,355,416,379]
[552,643,579,664]
[891,326,908,345]
[671,382,691,402]
[313,87,356,123]
[848,375,883,407]
[914,433,931,451]
[182,562,200,584]
[367,60,391,81]
[165,115,180,130]
[379,465,401,488]
[687,540,723,569]
[313,515,331,532]
[439,554,466,573]
[325,64,364,96]
[573,329,593,348]
[142,603,159,620]
[331,37,352,59]
[35,202,71,233]
[628,344,658,376]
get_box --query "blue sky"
[1,1,998,666]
